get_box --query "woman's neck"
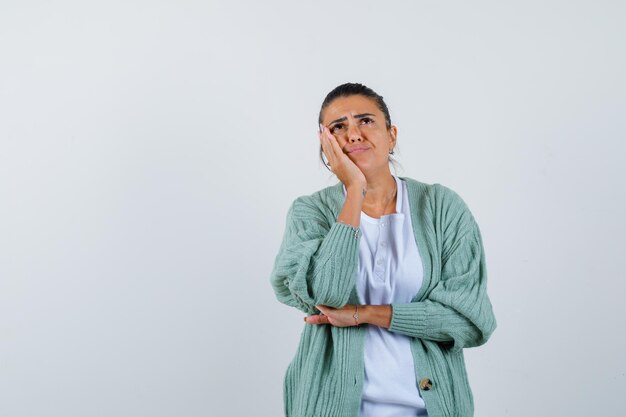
[363,171,397,212]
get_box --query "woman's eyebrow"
[329,113,376,125]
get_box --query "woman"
[269,82,497,417]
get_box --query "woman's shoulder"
[432,182,471,211]
[399,176,458,203]
[401,177,478,228]
[285,183,344,223]
[289,183,340,206]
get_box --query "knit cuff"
[388,302,430,336]
[318,221,361,259]
[334,220,361,240]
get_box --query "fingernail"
[303,317,307,322]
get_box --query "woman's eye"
[331,124,344,133]
[361,117,373,124]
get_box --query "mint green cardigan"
[269,177,497,417]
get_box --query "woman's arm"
[338,185,366,227]
[385,220,496,351]
[361,305,393,328]
[356,219,495,353]
[269,187,365,315]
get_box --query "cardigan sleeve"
[269,196,360,315]
[387,204,497,352]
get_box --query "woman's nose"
[347,124,363,143]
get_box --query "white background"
[1,1,624,416]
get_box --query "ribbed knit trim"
[401,177,434,303]
[389,302,429,335]
[326,221,361,250]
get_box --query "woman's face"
[321,94,397,175]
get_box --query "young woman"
[269,82,497,417]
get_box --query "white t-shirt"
[343,175,429,417]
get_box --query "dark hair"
[317,82,397,172]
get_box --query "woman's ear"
[389,125,398,148]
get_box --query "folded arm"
[269,196,361,315]
[387,219,497,351]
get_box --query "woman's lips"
[349,148,369,154]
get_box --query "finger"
[324,127,345,156]
[322,126,346,159]
[319,133,335,168]
[321,126,341,161]
[304,314,328,325]
[319,132,329,159]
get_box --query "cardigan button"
[419,377,433,391]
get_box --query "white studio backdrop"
[1,1,624,416]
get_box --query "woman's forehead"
[323,95,380,122]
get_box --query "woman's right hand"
[319,124,367,191]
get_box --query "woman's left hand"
[304,305,361,327]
